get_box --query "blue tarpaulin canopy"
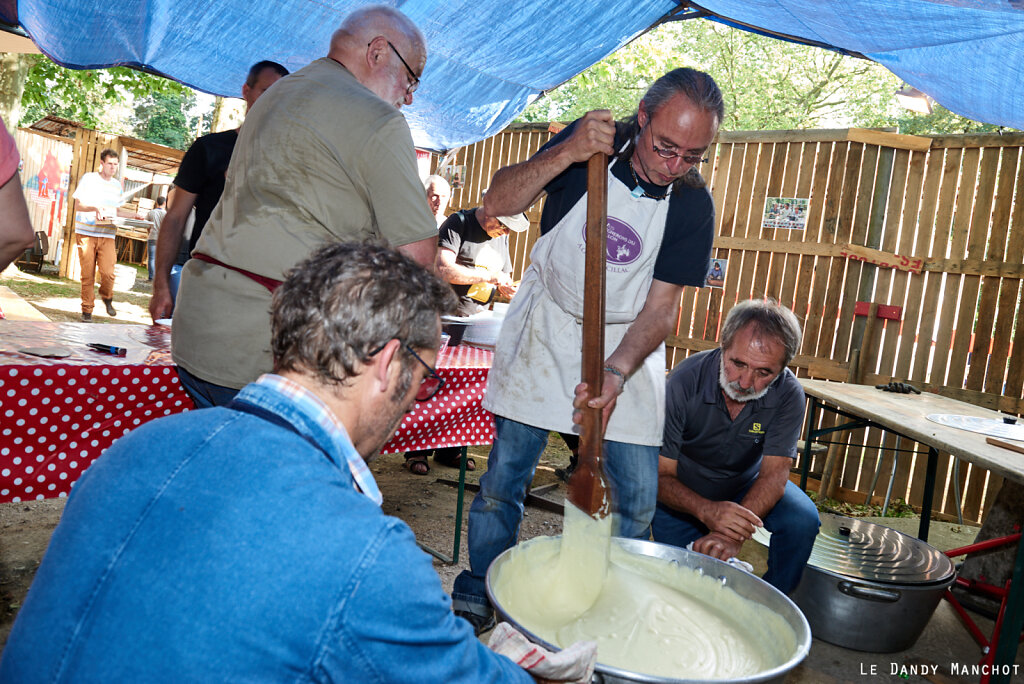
[3,1,1024,150]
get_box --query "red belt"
[192,253,283,292]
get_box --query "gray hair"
[721,299,803,366]
[617,67,724,191]
[330,4,425,58]
[423,174,450,194]
[271,242,456,393]
[644,67,724,129]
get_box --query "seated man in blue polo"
[652,298,820,594]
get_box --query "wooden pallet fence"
[436,125,1023,525]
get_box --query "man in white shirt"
[72,148,122,321]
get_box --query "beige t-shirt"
[172,58,436,388]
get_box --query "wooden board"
[800,379,1024,486]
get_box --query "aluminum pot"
[486,537,811,684]
[788,515,955,653]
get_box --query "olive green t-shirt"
[172,58,436,388]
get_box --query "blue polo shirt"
[663,348,805,500]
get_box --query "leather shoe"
[81,312,92,322]
[103,299,117,317]
[454,608,496,636]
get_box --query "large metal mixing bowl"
[486,537,811,684]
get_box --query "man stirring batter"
[452,68,724,633]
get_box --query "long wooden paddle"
[567,153,611,518]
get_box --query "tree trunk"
[210,95,244,133]
[0,53,36,132]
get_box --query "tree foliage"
[132,91,203,150]
[17,56,189,132]
[518,20,1006,135]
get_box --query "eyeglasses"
[647,122,709,165]
[387,40,420,95]
[370,340,444,402]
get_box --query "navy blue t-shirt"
[538,119,715,287]
[663,348,806,500]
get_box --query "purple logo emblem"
[582,216,643,265]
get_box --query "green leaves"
[517,20,1008,135]
[18,58,190,135]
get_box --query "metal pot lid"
[804,514,954,585]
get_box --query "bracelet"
[603,365,627,394]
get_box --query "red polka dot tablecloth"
[380,343,495,454]
[0,322,496,502]
[0,322,194,503]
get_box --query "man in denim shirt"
[0,243,538,682]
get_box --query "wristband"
[603,365,627,394]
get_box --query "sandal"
[435,449,476,471]
[404,454,430,476]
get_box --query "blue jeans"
[146,240,156,280]
[651,480,820,595]
[176,366,240,409]
[451,416,659,611]
[168,263,184,315]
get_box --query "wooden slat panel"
[864,150,917,502]
[772,142,805,304]
[798,142,836,358]
[887,149,927,382]
[716,142,752,321]
[752,143,788,300]
[994,150,1024,401]
[946,147,991,384]
[926,148,966,385]
[897,151,943,382]
[871,148,910,381]
[966,147,1014,393]
[733,143,769,302]
[789,144,824,364]
[827,143,872,363]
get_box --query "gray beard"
[719,360,771,403]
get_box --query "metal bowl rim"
[486,536,812,684]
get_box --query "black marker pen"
[87,343,127,357]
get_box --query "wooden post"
[567,153,610,518]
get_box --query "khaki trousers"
[76,234,116,313]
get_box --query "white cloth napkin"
[685,541,755,573]
[488,622,597,684]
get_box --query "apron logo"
[582,217,643,265]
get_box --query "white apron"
[483,154,671,445]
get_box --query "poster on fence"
[705,258,727,288]
[762,197,809,231]
[438,164,466,189]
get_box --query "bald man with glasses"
[172,4,439,409]
[452,68,726,633]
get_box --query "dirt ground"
[0,441,574,649]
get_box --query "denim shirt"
[0,378,530,683]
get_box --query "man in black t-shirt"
[404,206,528,476]
[653,299,820,594]
[149,60,289,321]
[437,207,527,316]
